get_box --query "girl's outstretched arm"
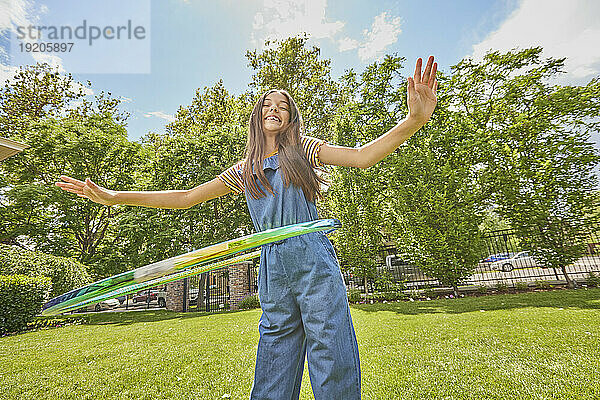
[55,176,230,209]
[319,56,438,169]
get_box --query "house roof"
[0,137,29,162]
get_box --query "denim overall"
[246,154,361,400]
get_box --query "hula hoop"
[42,218,340,316]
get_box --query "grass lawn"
[1,288,599,400]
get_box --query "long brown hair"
[242,89,325,202]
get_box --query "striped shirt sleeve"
[218,161,245,194]
[300,136,325,168]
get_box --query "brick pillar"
[166,279,185,312]
[229,262,252,310]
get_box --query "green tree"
[0,63,90,138]
[449,48,600,287]
[327,55,407,291]
[0,63,141,278]
[328,54,492,294]
[384,112,489,293]
[246,34,340,140]
[1,115,142,274]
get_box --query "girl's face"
[262,92,290,135]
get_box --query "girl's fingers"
[60,185,81,193]
[428,62,437,87]
[433,79,438,95]
[56,182,79,190]
[56,182,87,197]
[54,176,98,201]
[422,56,434,84]
[413,58,422,84]
[60,175,85,185]
[86,178,99,189]
[407,77,416,98]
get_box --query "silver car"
[490,251,542,272]
[86,298,120,312]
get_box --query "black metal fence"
[343,228,600,292]
[187,267,231,312]
[96,227,600,314]
[179,226,600,310]
[247,261,259,294]
[101,260,258,314]
[185,258,259,313]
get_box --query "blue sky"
[1,0,599,142]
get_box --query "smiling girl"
[57,56,438,400]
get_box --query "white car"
[78,298,120,313]
[490,251,542,272]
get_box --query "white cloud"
[250,1,403,62]
[0,0,31,31]
[72,81,93,96]
[61,98,84,114]
[356,12,402,62]
[337,37,359,52]
[337,12,402,61]
[1,0,68,80]
[31,52,65,71]
[144,111,175,123]
[472,0,600,84]
[0,63,19,85]
[251,0,344,46]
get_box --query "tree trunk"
[198,274,207,310]
[561,265,576,289]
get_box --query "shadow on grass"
[350,287,600,316]
[38,307,260,328]
[33,289,600,329]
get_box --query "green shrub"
[0,274,52,335]
[27,316,86,331]
[408,289,421,300]
[394,280,407,292]
[385,291,406,301]
[367,291,406,302]
[515,282,529,291]
[347,288,362,303]
[374,271,394,292]
[495,283,509,292]
[237,294,260,310]
[423,286,436,299]
[0,244,90,298]
[586,272,600,287]
[476,285,488,294]
[535,280,552,290]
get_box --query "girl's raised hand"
[407,56,438,125]
[55,175,116,206]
